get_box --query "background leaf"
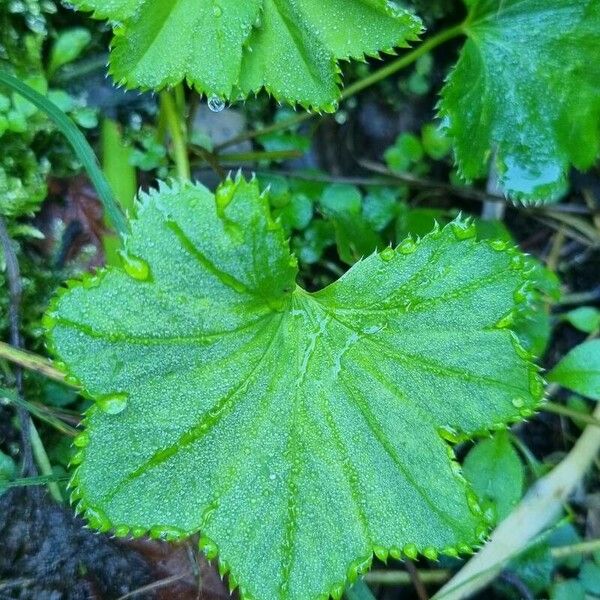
[70,0,422,110]
[463,431,524,525]
[548,340,600,400]
[439,0,600,203]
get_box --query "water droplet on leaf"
[97,393,128,415]
[208,95,226,113]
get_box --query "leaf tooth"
[422,547,438,561]
[199,535,219,560]
[402,543,419,560]
[114,525,130,538]
[373,545,389,563]
[330,582,345,600]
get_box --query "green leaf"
[551,580,586,600]
[48,27,92,77]
[439,1,600,202]
[580,561,600,595]
[548,340,600,400]
[562,307,600,334]
[320,184,382,265]
[0,450,16,496]
[71,0,422,110]
[47,177,542,600]
[463,431,524,525]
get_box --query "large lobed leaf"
[439,0,600,203]
[69,0,422,110]
[47,177,543,600]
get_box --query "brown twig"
[405,560,430,600]
[0,216,36,477]
[115,573,188,600]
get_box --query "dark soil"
[0,488,229,600]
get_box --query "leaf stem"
[543,401,600,428]
[0,341,67,384]
[551,538,600,559]
[0,70,128,236]
[214,24,465,152]
[29,419,64,503]
[160,87,191,181]
[0,386,78,437]
[365,570,451,586]
[340,24,465,101]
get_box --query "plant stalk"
[214,24,465,152]
[29,419,64,503]
[160,88,191,180]
[0,341,66,383]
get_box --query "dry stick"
[0,215,34,477]
[432,401,600,600]
[115,574,188,600]
[358,161,598,217]
[405,560,430,600]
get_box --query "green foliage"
[47,27,92,77]
[562,307,600,334]
[548,340,600,401]
[46,177,543,600]
[0,2,97,217]
[463,431,524,525]
[0,449,16,496]
[70,0,422,110]
[439,0,600,202]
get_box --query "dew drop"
[70,450,84,465]
[73,431,90,448]
[213,5,222,16]
[114,525,130,538]
[511,397,525,408]
[451,220,477,240]
[529,371,545,398]
[490,239,509,251]
[396,238,417,255]
[208,95,226,113]
[466,490,483,516]
[403,543,418,560]
[389,547,402,560]
[199,535,219,559]
[423,547,438,561]
[373,545,388,562]
[120,252,150,281]
[97,393,128,415]
[437,425,464,444]
[330,582,344,600]
[131,527,146,538]
[85,506,111,532]
[513,283,530,304]
[380,247,395,262]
